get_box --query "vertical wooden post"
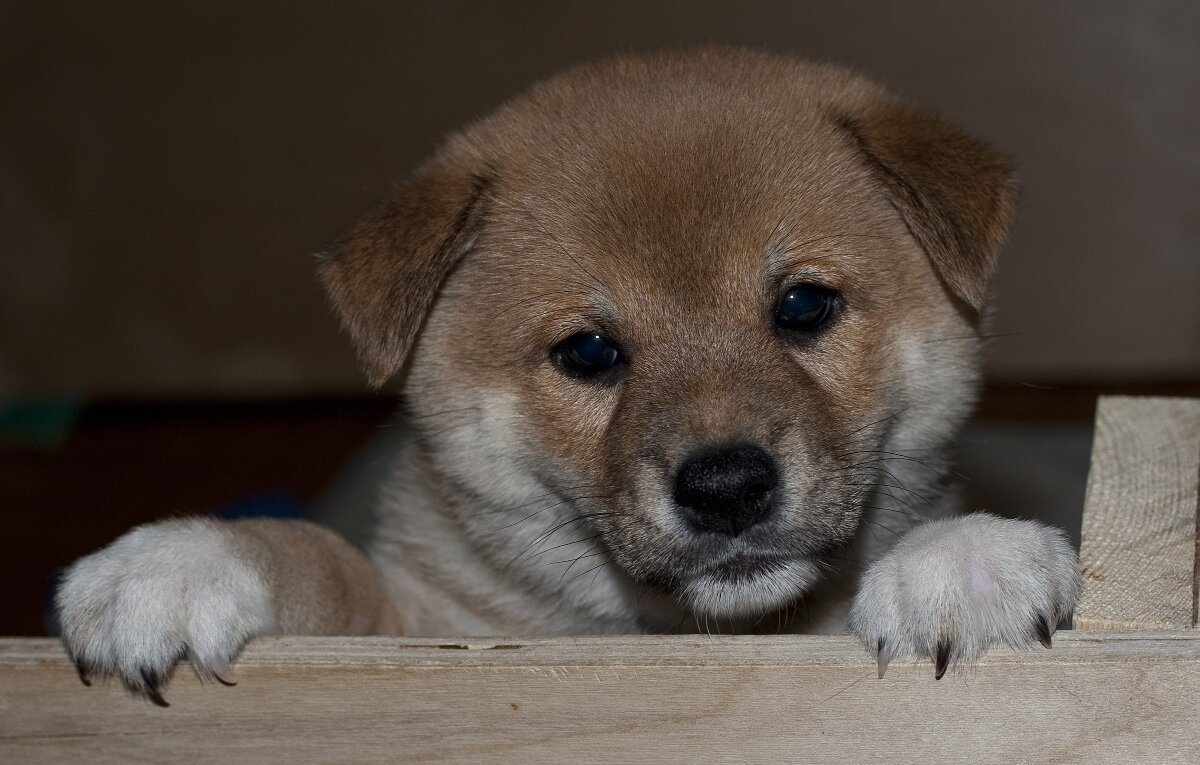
[1075,396,1200,630]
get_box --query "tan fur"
[320,48,1010,629]
[228,519,400,636]
[57,48,1078,703]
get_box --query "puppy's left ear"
[839,99,1017,312]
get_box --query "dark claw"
[934,640,950,680]
[140,668,170,708]
[72,660,92,687]
[1035,614,1053,649]
[144,687,169,708]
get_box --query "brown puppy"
[57,48,1080,704]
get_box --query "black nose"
[673,444,779,536]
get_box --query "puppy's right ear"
[319,155,490,386]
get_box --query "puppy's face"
[322,49,1015,622]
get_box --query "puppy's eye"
[775,283,838,332]
[551,332,624,380]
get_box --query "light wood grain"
[3,633,1200,764]
[1075,396,1200,630]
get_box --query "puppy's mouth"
[676,550,821,619]
[706,553,787,583]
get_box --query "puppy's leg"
[849,513,1081,679]
[56,517,394,704]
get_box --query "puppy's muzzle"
[672,444,779,537]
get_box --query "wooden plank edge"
[4,631,1199,670]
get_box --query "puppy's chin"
[678,555,821,619]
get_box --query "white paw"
[849,513,1081,679]
[55,518,276,704]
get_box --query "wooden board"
[2,633,1200,764]
[1075,396,1200,630]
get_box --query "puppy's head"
[321,48,1015,622]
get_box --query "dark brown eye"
[776,284,837,331]
[552,332,623,380]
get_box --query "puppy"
[56,47,1080,704]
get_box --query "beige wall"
[2,1,1197,397]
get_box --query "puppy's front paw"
[849,513,1081,679]
[55,518,276,705]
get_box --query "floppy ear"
[318,155,490,386]
[838,99,1017,312]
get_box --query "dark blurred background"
[2,1,1197,635]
